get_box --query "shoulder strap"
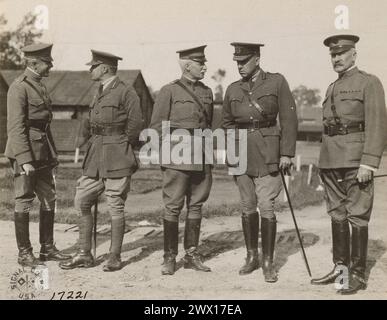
[175,80,209,123]
[240,89,267,118]
[330,82,341,124]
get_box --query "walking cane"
[280,170,312,277]
[93,200,98,259]
[14,161,60,177]
[337,174,387,182]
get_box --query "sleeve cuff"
[15,151,33,166]
[360,164,377,172]
[360,153,381,169]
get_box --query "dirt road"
[1,168,387,300]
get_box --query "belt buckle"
[339,124,348,135]
[327,125,337,136]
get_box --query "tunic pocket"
[256,92,278,115]
[98,98,121,123]
[103,136,138,173]
[170,99,196,121]
[339,92,364,116]
[259,126,281,165]
[345,132,365,162]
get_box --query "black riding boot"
[183,218,211,272]
[338,225,368,295]
[14,212,44,267]
[261,217,278,282]
[311,220,350,285]
[161,219,178,275]
[239,212,259,275]
[59,215,94,269]
[103,217,125,272]
[39,209,71,261]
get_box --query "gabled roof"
[0,69,142,106]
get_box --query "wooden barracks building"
[0,70,154,153]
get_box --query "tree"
[0,13,43,70]
[211,68,226,102]
[292,85,322,108]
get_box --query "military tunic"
[222,70,298,217]
[318,67,387,226]
[150,76,214,221]
[5,68,57,213]
[74,76,143,218]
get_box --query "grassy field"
[0,161,324,225]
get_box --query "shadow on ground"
[61,228,321,272]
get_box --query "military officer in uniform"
[222,43,298,282]
[150,45,214,275]
[311,35,387,294]
[5,43,70,267]
[59,50,143,272]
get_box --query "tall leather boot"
[183,218,211,272]
[338,225,368,295]
[261,217,278,282]
[39,209,71,261]
[59,215,94,269]
[161,219,178,275]
[103,217,125,272]
[14,212,44,267]
[239,212,259,275]
[311,220,350,285]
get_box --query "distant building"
[297,106,323,142]
[0,70,153,153]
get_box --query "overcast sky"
[1,0,387,98]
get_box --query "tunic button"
[249,92,252,95]
[250,116,253,120]
[249,104,253,107]
[95,111,99,114]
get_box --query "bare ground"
[1,168,387,300]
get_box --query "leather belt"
[324,122,365,136]
[90,123,126,136]
[28,120,50,131]
[237,119,277,129]
[170,127,208,135]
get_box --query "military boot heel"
[161,220,178,275]
[59,215,94,270]
[338,226,368,295]
[261,218,278,283]
[39,209,71,261]
[59,250,94,269]
[239,213,259,275]
[183,218,211,272]
[14,212,44,267]
[311,220,350,285]
[103,217,125,272]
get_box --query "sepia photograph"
[0,0,386,306]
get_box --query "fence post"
[74,147,80,163]
[307,164,313,185]
[296,155,301,172]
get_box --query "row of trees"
[1,13,321,107]
[210,70,322,107]
[0,13,42,69]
